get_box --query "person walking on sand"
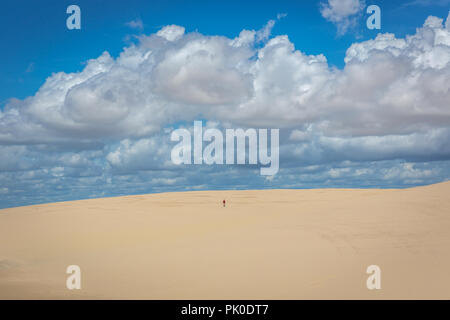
[223,199,226,207]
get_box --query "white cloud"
[2,15,450,144]
[382,163,437,181]
[106,135,174,172]
[320,0,365,35]
[156,25,185,41]
[126,18,144,31]
[256,20,276,42]
[256,14,286,42]
[1,14,450,207]
[152,34,254,105]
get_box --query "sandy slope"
[1,182,450,299]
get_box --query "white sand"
[1,182,450,299]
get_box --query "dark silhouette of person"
[223,199,226,207]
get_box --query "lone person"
[223,199,226,207]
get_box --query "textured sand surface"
[1,182,450,299]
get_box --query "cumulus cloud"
[1,13,450,207]
[156,25,185,41]
[320,0,365,35]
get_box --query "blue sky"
[1,0,450,208]
[2,0,448,106]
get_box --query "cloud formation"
[126,18,144,31]
[320,0,365,34]
[1,13,450,208]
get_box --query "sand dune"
[1,182,450,299]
